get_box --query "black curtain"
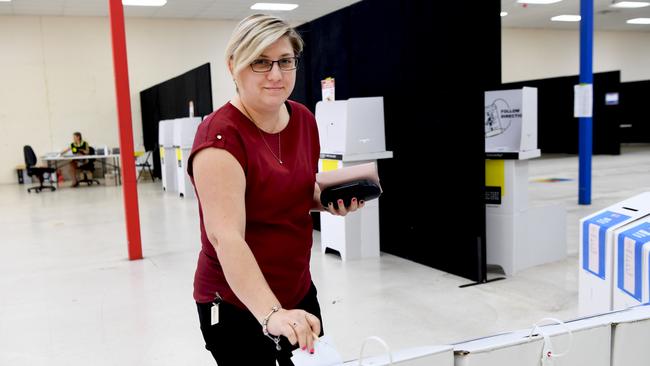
[140,63,213,178]
[502,71,621,155]
[292,0,501,282]
[619,80,650,143]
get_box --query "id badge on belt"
[210,292,222,326]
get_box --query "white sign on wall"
[485,87,538,153]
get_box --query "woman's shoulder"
[202,102,241,127]
[196,102,244,141]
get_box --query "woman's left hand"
[325,197,365,216]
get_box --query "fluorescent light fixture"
[517,0,563,4]
[250,3,299,11]
[551,14,581,21]
[500,11,508,17]
[0,0,12,2]
[627,17,650,24]
[122,0,167,6]
[611,1,650,8]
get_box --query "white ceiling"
[0,0,648,32]
[502,0,650,32]
[0,0,362,23]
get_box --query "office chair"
[23,145,56,193]
[135,150,155,182]
[77,146,100,186]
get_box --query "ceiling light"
[517,0,563,4]
[627,17,650,24]
[611,1,650,8]
[551,14,581,21]
[0,0,12,2]
[250,3,299,11]
[500,11,508,17]
[122,0,167,6]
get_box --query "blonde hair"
[225,14,304,77]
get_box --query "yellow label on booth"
[176,148,182,162]
[322,159,339,172]
[485,160,505,197]
[160,147,164,158]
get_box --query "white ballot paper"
[292,335,344,366]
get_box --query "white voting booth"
[158,117,201,197]
[315,97,392,261]
[173,117,201,198]
[484,87,566,275]
[158,119,177,193]
[579,192,650,316]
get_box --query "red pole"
[108,0,143,260]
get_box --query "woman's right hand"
[266,308,321,353]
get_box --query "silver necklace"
[240,102,283,165]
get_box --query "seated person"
[60,132,90,187]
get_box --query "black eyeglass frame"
[249,56,300,73]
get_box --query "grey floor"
[1,145,649,365]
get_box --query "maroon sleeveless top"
[187,100,320,309]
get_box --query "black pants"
[196,283,324,366]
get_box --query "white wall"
[0,15,237,184]
[502,27,650,83]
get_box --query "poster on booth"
[484,87,537,153]
[583,211,631,279]
[321,77,335,102]
[617,222,650,302]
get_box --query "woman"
[60,131,90,187]
[188,14,365,365]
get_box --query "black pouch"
[320,179,381,210]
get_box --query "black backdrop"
[620,80,650,143]
[292,0,501,282]
[502,71,622,155]
[140,63,213,178]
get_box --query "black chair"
[136,151,155,182]
[24,145,56,193]
[77,146,100,186]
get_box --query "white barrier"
[608,305,650,366]
[293,305,650,366]
[454,318,611,366]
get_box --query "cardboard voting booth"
[315,97,392,261]
[315,97,387,156]
[484,87,564,275]
[485,87,537,154]
[172,117,201,199]
[158,119,177,193]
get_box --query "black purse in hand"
[317,162,383,210]
[320,179,381,210]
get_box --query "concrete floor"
[1,145,649,365]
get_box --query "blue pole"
[579,0,593,205]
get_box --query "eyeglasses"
[250,57,299,73]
